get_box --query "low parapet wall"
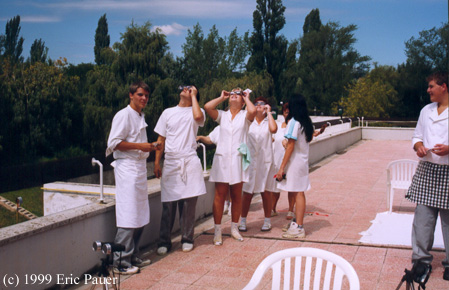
[0,126,412,289]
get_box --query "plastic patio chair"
[242,247,360,290]
[386,159,418,213]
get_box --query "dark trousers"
[158,196,198,250]
[113,227,144,268]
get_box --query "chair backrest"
[242,247,360,290]
[387,159,418,189]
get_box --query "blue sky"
[0,0,447,67]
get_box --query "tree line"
[0,0,447,166]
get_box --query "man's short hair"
[426,71,448,87]
[129,81,150,94]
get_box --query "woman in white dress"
[275,94,314,238]
[239,97,277,232]
[204,88,256,245]
[267,102,297,220]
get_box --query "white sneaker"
[282,221,291,232]
[131,256,151,267]
[157,246,168,256]
[261,220,272,231]
[214,226,222,246]
[223,200,230,215]
[113,265,139,275]
[231,222,244,242]
[282,222,306,238]
[182,243,193,252]
[238,219,247,232]
[286,211,295,220]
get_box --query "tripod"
[89,255,119,290]
[395,268,428,290]
[395,269,416,290]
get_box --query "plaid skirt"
[406,161,449,209]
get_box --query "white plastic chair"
[386,159,418,213]
[242,247,360,290]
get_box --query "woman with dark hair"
[204,87,256,245]
[275,94,314,238]
[267,102,297,220]
[239,96,277,232]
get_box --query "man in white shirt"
[406,71,449,281]
[106,81,159,274]
[154,85,207,254]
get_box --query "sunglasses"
[178,85,192,90]
[255,101,266,106]
[229,91,243,95]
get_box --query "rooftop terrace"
[74,139,448,290]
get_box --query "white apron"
[113,158,150,228]
[160,152,206,202]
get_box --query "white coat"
[243,118,273,193]
[412,102,448,165]
[209,110,252,185]
[277,118,311,192]
[106,105,150,228]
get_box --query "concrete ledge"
[0,175,214,290]
[362,127,414,140]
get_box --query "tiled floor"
[79,140,448,290]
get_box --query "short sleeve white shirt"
[106,105,149,160]
[154,106,205,156]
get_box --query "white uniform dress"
[265,123,286,193]
[243,118,273,193]
[106,105,150,228]
[277,118,311,192]
[154,106,207,202]
[209,110,252,185]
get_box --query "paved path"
[80,140,448,290]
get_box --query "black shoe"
[412,261,432,284]
[443,267,449,281]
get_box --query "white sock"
[241,217,247,223]
[264,217,271,224]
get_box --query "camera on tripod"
[92,241,125,255]
[395,261,431,290]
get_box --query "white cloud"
[20,16,61,23]
[152,23,189,36]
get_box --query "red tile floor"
[78,140,448,290]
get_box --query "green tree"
[2,59,81,161]
[247,0,287,101]
[397,22,449,117]
[298,9,370,114]
[29,38,48,63]
[179,24,249,87]
[83,66,124,153]
[340,69,398,118]
[94,14,110,65]
[1,15,24,63]
[279,40,299,102]
[112,21,170,83]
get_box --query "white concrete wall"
[0,176,214,290]
[362,127,414,141]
